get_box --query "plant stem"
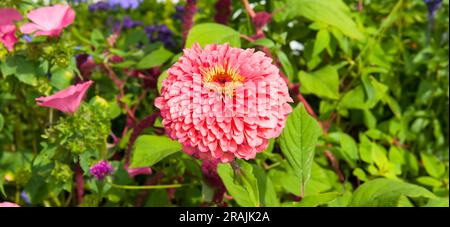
[109,183,184,190]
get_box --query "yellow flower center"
[201,65,245,96]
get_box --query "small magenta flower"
[0,8,23,52]
[20,4,75,37]
[35,80,94,114]
[90,160,114,180]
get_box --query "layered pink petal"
[35,80,94,113]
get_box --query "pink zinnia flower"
[155,43,293,163]
[0,8,23,52]
[0,202,20,207]
[20,4,75,37]
[35,80,94,114]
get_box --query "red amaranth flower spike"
[214,0,232,25]
[182,0,197,46]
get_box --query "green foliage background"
[0,0,448,207]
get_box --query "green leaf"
[424,197,450,207]
[369,76,402,118]
[284,192,341,207]
[268,163,301,195]
[249,38,275,49]
[304,162,337,196]
[1,55,38,86]
[0,113,4,132]
[404,151,419,177]
[185,23,241,48]
[112,60,136,69]
[276,50,295,82]
[50,68,75,90]
[130,135,182,168]
[328,132,359,167]
[157,70,169,94]
[353,168,368,182]
[90,29,105,47]
[339,86,367,110]
[201,180,216,203]
[279,103,322,196]
[313,29,330,57]
[217,160,260,207]
[253,164,279,206]
[282,0,364,40]
[349,178,436,207]
[416,176,442,188]
[420,153,446,179]
[0,177,5,197]
[136,47,174,69]
[299,65,340,100]
[0,55,17,77]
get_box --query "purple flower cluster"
[90,160,114,180]
[109,0,143,10]
[144,25,175,47]
[123,16,143,29]
[88,1,110,12]
[106,16,143,33]
[173,5,185,20]
[424,0,442,17]
[89,0,143,11]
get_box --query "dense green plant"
[0,0,448,207]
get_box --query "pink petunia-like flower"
[155,43,293,163]
[0,202,20,207]
[0,8,23,52]
[20,4,75,37]
[35,80,94,114]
